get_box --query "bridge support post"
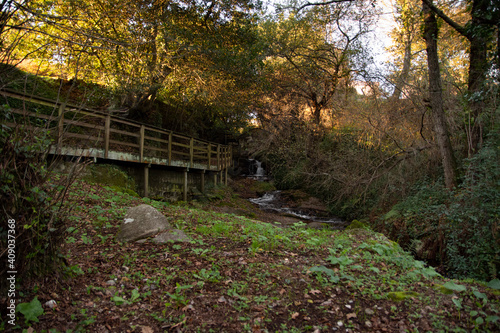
[225,167,228,186]
[219,171,222,185]
[183,168,188,201]
[144,164,150,197]
[213,172,217,186]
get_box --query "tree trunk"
[421,0,494,156]
[391,33,412,100]
[465,0,490,156]
[422,0,457,189]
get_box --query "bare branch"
[296,0,355,12]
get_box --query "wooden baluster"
[207,144,211,170]
[168,132,172,166]
[190,137,194,168]
[217,144,221,171]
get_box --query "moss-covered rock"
[387,291,419,301]
[345,219,370,230]
[84,164,136,191]
[108,186,140,197]
[250,181,276,195]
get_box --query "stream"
[249,190,348,230]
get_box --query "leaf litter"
[5,178,500,332]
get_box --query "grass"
[5,177,500,332]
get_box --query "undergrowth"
[376,131,500,281]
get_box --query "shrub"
[0,107,79,292]
[376,131,500,281]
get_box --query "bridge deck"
[1,89,232,172]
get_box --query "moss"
[84,164,136,190]
[108,186,140,198]
[387,291,419,301]
[345,219,370,230]
[250,181,276,195]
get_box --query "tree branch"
[421,0,468,39]
[296,0,355,12]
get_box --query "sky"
[265,0,398,65]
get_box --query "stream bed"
[249,190,349,230]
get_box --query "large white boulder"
[117,204,172,242]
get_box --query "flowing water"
[249,190,347,229]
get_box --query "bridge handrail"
[0,88,232,171]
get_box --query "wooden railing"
[0,89,232,171]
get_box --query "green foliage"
[376,131,500,281]
[16,297,44,324]
[387,291,419,301]
[0,118,77,291]
[345,219,370,230]
[442,281,467,293]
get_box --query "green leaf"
[472,290,488,300]
[475,317,484,325]
[486,315,499,323]
[443,281,467,292]
[470,310,478,316]
[16,297,44,323]
[130,289,140,302]
[452,298,462,309]
[111,296,128,306]
[487,279,500,290]
[309,265,335,275]
[309,266,339,283]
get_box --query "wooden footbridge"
[0,88,233,199]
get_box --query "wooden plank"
[145,127,170,136]
[170,142,191,149]
[144,135,169,144]
[109,139,140,149]
[64,133,103,142]
[109,128,141,138]
[110,117,141,128]
[62,119,104,130]
[7,108,58,121]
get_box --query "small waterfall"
[255,160,265,177]
[247,159,265,178]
